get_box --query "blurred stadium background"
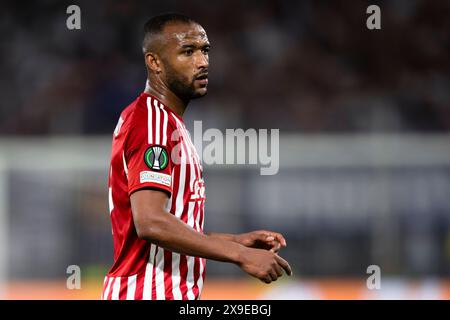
[0,0,449,299]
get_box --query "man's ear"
[145,52,162,73]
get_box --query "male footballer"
[102,13,292,300]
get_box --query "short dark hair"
[142,13,199,54]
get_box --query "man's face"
[160,22,210,100]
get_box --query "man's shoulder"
[123,93,178,126]
[116,93,153,135]
[111,93,146,140]
[122,93,179,143]
[120,93,146,120]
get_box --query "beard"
[163,61,206,101]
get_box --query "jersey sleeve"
[125,106,174,197]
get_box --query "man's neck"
[144,80,188,118]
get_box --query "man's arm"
[207,231,287,253]
[131,190,241,263]
[131,189,292,283]
[204,232,236,242]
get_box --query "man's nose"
[195,52,209,69]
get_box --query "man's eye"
[185,49,193,56]
[202,48,210,54]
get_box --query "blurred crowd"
[0,0,449,135]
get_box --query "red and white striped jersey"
[102,92,206,300]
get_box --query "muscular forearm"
[205,232,237,242]
[136,210,244,264]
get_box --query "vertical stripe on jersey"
[171,252,182,299]
[111,276,121,300]
[195,200,202,232]
[103,277,113,300]
[192,257,200,298]
[179,255,189,300]
[200,201,205,230]
[155,247,165,299]
[198,258,205,298]
[185,202,197,300]
[101,276,107,300]
[159,103,169,146]
[119,276,128,300]
[163,249,174,300]
[108,187,114,215]
[186,202,196,234]
[134,270,145,300]
[170,161,184,300]
[122,151,128,177]
[174,132,187,220]
[126,274,137,300]
[186,255,196,300]
[142,244,156,300]
[153,99,161,145]
[146,97,153,144]
[107,278,116,300]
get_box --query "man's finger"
[273,233,287,247]
[269,270,278,282]
[274,264,283,277]
[275,254,293,276]
[262,276,272,284]
[264,231,286,247]
[253,231,271,242]
[269,241,281,253]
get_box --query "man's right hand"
[237,246,292,284]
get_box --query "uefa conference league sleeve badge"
[144,146,169,171]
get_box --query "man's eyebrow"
[180,44,195,49]
[180,43,211,49]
